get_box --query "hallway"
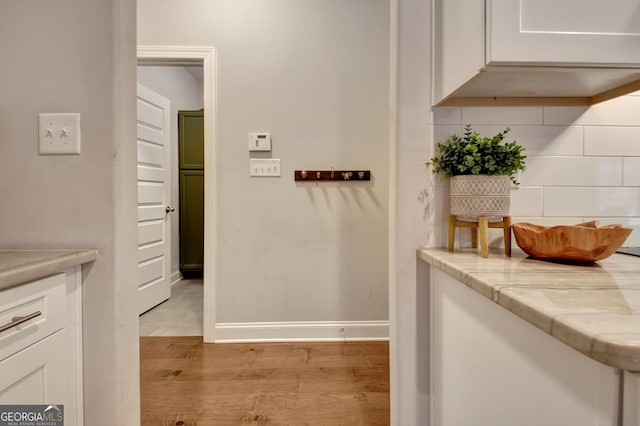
[139,279,204,336]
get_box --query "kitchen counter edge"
[0,249,99,292]
[417,246,640,372]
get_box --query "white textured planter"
[449,175,510,218]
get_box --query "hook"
[358,171,365,179]
[301,170,307,179]
[331,167,335,179]
[342,172,353,180]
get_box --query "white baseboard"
[213,320,389,343]
[170,270,183,287]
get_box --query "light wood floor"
[140,337,390,425]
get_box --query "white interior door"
[136,83,172,314]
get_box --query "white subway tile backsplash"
[585,217,640,246]
[545,96,640,126]
[510,187,543,216]
[462,107,543,126]
[597,97,640,126]
[585,127,640,156]
[433,125,462,147]
[543,106,589,126]
[544,187,640,216]
[623,158,640,186]
[433,107,461,125]
[472,125,583,156]
[522,156,622,187]
[431,94,640,246]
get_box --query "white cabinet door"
[488,0,640,66]
[0,331,66,405]
[431,268,619,426]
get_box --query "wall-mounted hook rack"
[295,168,371,182]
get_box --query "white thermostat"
[248,132,271,151]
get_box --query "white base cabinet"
[431,267,620,426]
[0,268,83,426]
[0,331,66,404]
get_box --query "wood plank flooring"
[140,337,390,425]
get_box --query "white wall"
[390,0,432,423]
[0,0,139,424]
[432,92,640,249]
[137,66,204,279]
[138,0,390,337]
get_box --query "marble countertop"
[418,247,640,372]
[0,249,98,291]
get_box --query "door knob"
[165,206,175,213]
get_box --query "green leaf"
[425,125,526,185]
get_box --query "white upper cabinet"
[433,0,640,105]
[489,0,640,66]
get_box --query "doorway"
[137,77,203,335]
[137,46,217,341]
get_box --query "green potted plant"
[426,125,526,218]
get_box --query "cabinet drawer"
[0,273,66,362]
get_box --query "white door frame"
[137,45,217,342]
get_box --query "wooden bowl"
[512,221,633,262]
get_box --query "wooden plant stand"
[448,215,512,258]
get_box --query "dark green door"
[178,110,204,276]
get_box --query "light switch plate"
[248,132,271,151]
[250,159,281,177]
[39,113,81,155]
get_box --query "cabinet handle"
[0,311,42,334]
